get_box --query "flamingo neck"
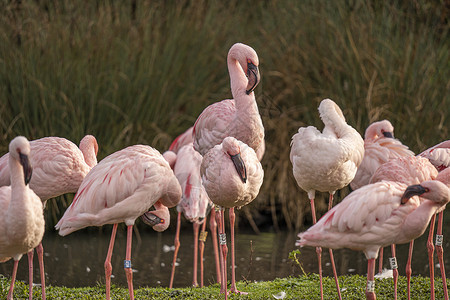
[80,143,97,168]
[9,154,26,191]
[402,200,440,241]
[320,105,350,138]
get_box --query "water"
[1,219,450,288]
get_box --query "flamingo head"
[9,136,33,185]
[400,180,450,206]
[364,120,395,141]
[228,43,260,95]
[223,137,247,183]
[141,203,170,232]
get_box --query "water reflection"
[1,219,449,288]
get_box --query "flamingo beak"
[400,184,428,205]
[246,62,260,95]
[383,131,394,138]
[141,211,164,227]
[19,153,32,185]
[230,153,247,183]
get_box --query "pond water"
[1,217,450,288]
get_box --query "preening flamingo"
[55,144,181,300]
[201,137,263,298]
[164,143,213,288]
[290,98,364,300]
[350,120,414,190]
[0,134,98,299]
[193,43,264,157]
[297,180,450,300]
[419,140,450,172]
[0,136,45,300]
[370,156,438,299]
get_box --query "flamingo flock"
[0,42,448,300]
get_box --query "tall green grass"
[0,0,448,230]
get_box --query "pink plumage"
[0,135,98,202]
[193,43,264,157]
[419,140,450,172]
[350,120,414,190]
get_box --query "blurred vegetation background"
[0,0,448,233]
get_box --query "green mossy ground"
[1,274,448,299]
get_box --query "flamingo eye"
[425,188,430,193]
[247,59,252,64]
[160,219,165,224]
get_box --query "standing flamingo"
[192,43,264,157]
[0,136,45,300]
[55,144,181,300]
[350,120,414,190]
[297,179,450,300]
[0,134,98,299]
[165,143,213,288]
[201,137,263,298]
[370,156,438,299]
[419,140,450,299]
[290,98,364,300]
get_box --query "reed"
[0,0,448,230]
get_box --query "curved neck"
[403,200,439,240]
[228,56,253,102]
[319,104,351,138]
[80,144,97,168]
[9,154,25,191]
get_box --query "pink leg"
[210,208,221,284]
[218,208,228,298]
[310,198,324,300]
[366,258,377,300]
[428,214,436,300]
[199,219,207,287]
[192,222,200,287]
[124,225,134,300]
[8,259,20,300]
[378,247,384,274]
[390,244,398,300]
[328,194,342,300]
[27,249,34,300]
[436,211,448,300]
[104,223,118,300]
[406,240,414,300]
[229,207,248,295]
[36,243,46,300]
[169,212,181,289]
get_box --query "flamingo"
[419,140,450,299]
[193,43,264,157]
[55,144,181,300]
[0,136,45,300]
[290,98,364,300]
[297,180,450,300]
[165,143,214,288]
[201,137,263,298]
[350,120,414,190]
[0,134,98,299]
[370,156,438,299]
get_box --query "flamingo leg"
[378,247,384,274]
[428,214,436,300]
[36,242,46,300]
[406,240,414,300]
[328,193,342,300]
[199,218,208,287]
[310,197,323,300]
[436,211,448,300]
[218,208,228,298]
[7,259,19,300]
[365,258,377,300]
[390,244,398,300]
[124,225,134,300]
[104,223,118,300]
[229,207,248,295]
[27,249,34,300]
[169,212,181,289]
[192,222,200,287]
[209,208,221,285]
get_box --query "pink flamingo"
[201,137,263,298]
[192,43,264,157]
[290,98,364,300]
[419,140,450,299]
[370,156,438,299]
[55,144,181,300]
[0,134,98,299]
[297,179,450,300]
[0,136,45,300]
[165,143,214,288]
[350,120,414,190]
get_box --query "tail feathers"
[55,214,98,236]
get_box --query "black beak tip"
[383,132,394,138]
